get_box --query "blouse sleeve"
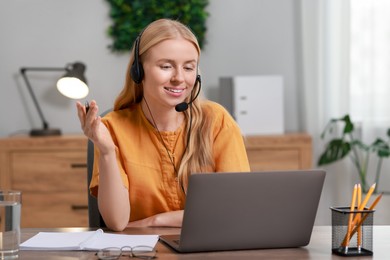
[211,104,251,172]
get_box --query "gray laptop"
[159,170,326,253]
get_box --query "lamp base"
[30,128,62,136]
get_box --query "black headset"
[130,34,144,85]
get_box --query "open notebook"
[160,170,326,253]
[20,229,159,251]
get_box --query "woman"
[76,19,250,231]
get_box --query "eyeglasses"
[97,246,157,259]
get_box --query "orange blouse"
[90,100,250,221]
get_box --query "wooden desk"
[19,226,390,259]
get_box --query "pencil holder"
[330,207,374,256]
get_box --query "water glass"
[0,191,22,259]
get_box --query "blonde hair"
[114,19,214,193]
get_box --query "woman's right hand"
[76,100,115,155]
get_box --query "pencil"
[357,184,362,252]
[351,183,376,226]
[342,184,357,249]
[358,183,376,210]
[349,193,383,240]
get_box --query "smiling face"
[141,37,199,112]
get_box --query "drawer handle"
[71,163,87,168]
[71,205,88,210]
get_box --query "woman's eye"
[184,66,195,71]
[160,65,172,69]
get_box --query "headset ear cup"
[130,34,144,84]
[130,62,144,84]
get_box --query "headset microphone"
[175,75,201,112]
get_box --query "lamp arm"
[20,67,66,130]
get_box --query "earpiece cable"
[143,97,192,194]
[143,98,179,175]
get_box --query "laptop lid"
[160,170,326,253]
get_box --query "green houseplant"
[318,115,390,193]
[106,0,209,52]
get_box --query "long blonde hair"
[114,19,214,193]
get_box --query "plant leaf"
[371,138,390,158]
[341,115,354,134]
[106,0,209,52]
[318,139,351,165]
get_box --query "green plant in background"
[106,0,209,52]
[318,115,390,194]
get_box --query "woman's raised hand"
[76,100,115,155]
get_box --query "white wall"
[0,0,128,136]
[0,0,300,136]
[202,0,300,133]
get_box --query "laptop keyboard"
[173,239,180,245]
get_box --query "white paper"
[20,229,159,251]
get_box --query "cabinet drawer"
[11,151,87,192]
[247,149,300,171]
[21,191,88,228]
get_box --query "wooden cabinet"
[0,133,311,227]
[244,133,312,171]
[0,135,88,228]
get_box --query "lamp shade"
[57,62,89,99]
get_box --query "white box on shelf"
[219,75,284,135]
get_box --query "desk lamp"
[20,62,89,136]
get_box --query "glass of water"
[0,190,21,259]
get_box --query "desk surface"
[19,226,390,259]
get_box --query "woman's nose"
[171,69,184,82]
